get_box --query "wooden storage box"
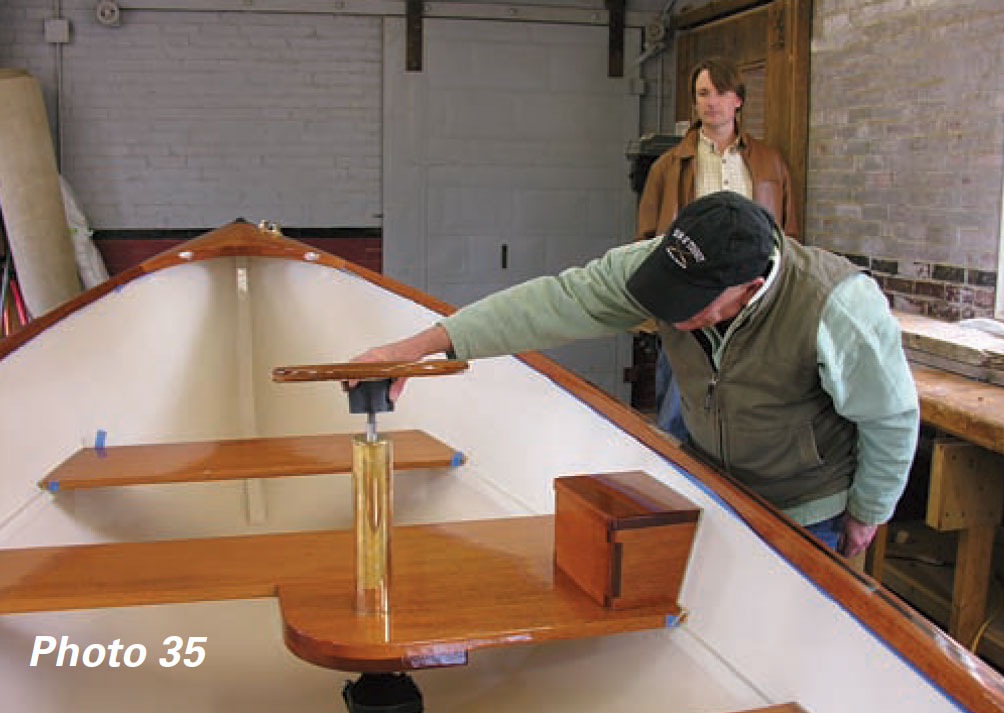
[554,470,700,609]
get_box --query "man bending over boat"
[353,191,919,558]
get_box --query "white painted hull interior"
[0,228,997,713]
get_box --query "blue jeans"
[655,349,689,441]
[804,515,842,551]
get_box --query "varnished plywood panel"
[0,528,338,613]
[0,516,678,673]
[279,516,679,671]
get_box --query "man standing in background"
[636,57,798,442]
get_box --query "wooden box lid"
[555,471,700,530]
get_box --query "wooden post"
[865,523,888,581]
[406,0,423,72]
[606,0,625,78]
[954,525,996,648]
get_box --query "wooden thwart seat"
[0,516,681,672]
[38,429,463,491]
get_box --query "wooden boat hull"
[0,223,999,712]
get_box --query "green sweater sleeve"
[817,273,920,525]
[441,240,658,360]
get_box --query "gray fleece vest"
[661,238,860,510]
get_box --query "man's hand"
[347,325,453,402]
[839,514,878,557]
[349,344,413,402]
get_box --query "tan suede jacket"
[636,127,798,240]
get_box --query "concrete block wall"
[2,1,650,402]
[0,0,59,134]
[7,0,1002,323]
[809,0,1004,319]
[2,0,382,230]
[1,1,662,235]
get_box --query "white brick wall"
[0,1,59,132]
[4,1,383,229]
[3,2,647,398]
[3,2,654,238]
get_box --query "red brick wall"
[809,0,1002,320]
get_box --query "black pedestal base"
[342,673,423,713]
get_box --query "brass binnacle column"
[352,431,393,615]
[270,360,470,620]
[345,378,396,616]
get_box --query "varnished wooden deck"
[0,516,680,673]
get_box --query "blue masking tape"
[405,650,467,668]
[450,451,465,467]
[665,613,681,628]
[46,480,59,492]
[94,429,107,454]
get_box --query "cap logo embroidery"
[665,228,705,270]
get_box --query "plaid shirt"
[695,130,753,202]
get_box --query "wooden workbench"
[901,364,1004,649]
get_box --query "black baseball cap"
[626,192,775,323]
